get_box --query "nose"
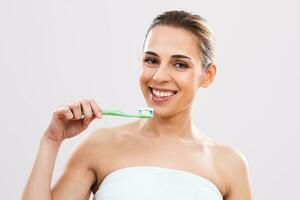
[152,64,171,82]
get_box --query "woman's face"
[139,25,207,117]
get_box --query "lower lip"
[150,91,176,103]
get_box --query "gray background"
[0,0,299,199]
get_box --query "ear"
[198,63,217,88]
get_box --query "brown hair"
[144,10,215,68]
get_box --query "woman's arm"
[22,132,98,200]
[22,134,62,200]
[22,99,103,200]
[225,152,252,200]
[215,145,253,200]
[50,132,98,200]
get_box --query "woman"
[23,10,252,200]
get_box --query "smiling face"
[139,25,209,117]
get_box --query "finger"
[54,105,74,120]
[68,101,82,120]
[81,99,93,125]
[89,99,102,119]
[85,115,97,125]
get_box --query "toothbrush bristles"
[138,107,154,117]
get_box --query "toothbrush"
[102,107,154,118]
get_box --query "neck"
[138,107,197,139]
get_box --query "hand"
[44,99,102,142]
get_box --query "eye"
[143,57,159,65]
[174,61,189,69]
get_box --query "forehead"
[144,26,201,60]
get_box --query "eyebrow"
[144,51,191,60]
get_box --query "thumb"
[83,115,98,127]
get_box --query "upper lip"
[149,86,177,93]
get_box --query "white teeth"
[152,88,175,97]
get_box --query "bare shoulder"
[210,142,252,200]
[212,142,249,170]
[51,126,125,199]
[74,120,139,164]
[84,120,139,147]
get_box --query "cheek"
[139,67,154,84]
[177,73,200,104]
[138,70,146,86]
[178,72,198,90]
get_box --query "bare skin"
[85,121,228,195]
[50,119,252,199]
[22,25,252,200]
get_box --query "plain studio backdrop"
[0,0,299,199]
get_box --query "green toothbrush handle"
[102,109,126,116]
[101,109,151,118]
